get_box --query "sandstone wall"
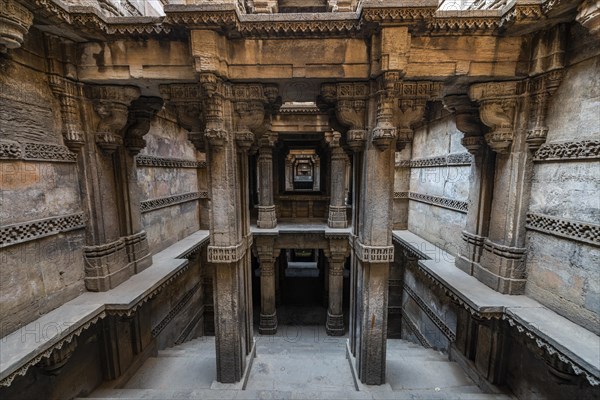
[136,111,204,254]
[525,40,600,334]
[0,32,86,336]
[404,104,470,256]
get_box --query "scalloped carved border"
[136,155,206,169]
[0,213,85,248]
[151,282,201,337]
[396,153,472,168]
[526,212,599,247]
[0,141,77,163]
[403,284,456,342]
[408,192,469,213]
[140,192,201,213]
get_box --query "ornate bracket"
[320,82,368,152]
[124,96,164,155]
[444,94,486,155]
[85,85,141,155]
[159,83,205,151]
[469,81,519,154]
[0,0,32,53]
[232,83,280,151]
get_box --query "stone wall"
[136,111,204,254]
[0,32,86,336]
[525,39,600,334]
[404,103,470,256]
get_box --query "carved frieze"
[151,282,201,337]
[396,153,473,168]
[140,192,201,213]
[0,140,77,162]
[0,213,85,248]
[136,155,206,169]
[403,284,456,342]
[354,240,394,263]
[533,140,600,162]
[207,240,247,263]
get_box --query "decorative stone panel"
[533,140,600,162]
[0,140,77,162]
[354,240,394,263]
[136,155,206,168]
[526,213,600,247]
[140,192,201,213]
[0,213,85,248]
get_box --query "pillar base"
[257,205,277,229]
[326,311,345,336]
[259,311,278,335]
[328,205,348,229]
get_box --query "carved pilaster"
[372,72,400,151]
[124,97,164,155]
[86,85,141,155]
[160,84,205,151]
[0,0,32,52]
[469,82,519,154]
[45,35,85,152]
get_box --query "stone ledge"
[251,222,352,236]
[392,229,600,386]
[0,230,209,387]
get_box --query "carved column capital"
[320,82,368,152]
[469,81,519,154]
[124,97,164,155]
[85,85,141,155]
[160,83,205,151]
[200,73,228,151]
[0,0,32,53]
[258,131,278,150]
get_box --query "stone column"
[444,95,495,275]
[256,133,278,228]
[202,74,249,384]
[326,131,349,228]
[256,237,278,334]
[325,239,349,336]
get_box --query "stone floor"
[81,325,513,399]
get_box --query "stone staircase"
[80,326,514,400]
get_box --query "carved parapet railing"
[85,85,141,155]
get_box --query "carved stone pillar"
[255,237,278,334]
[326,131,349,228]
[325,238,349,336]
[444,94,494,275]
[256,133,278,228]
[467,26,565,295]
[83,85,142,291]
[201,74,250,383]
[0,0,32,53]
[352,73,396,385]
[121,96,163,273]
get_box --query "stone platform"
[80,325,512,400]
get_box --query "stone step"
[77,387,513,400]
